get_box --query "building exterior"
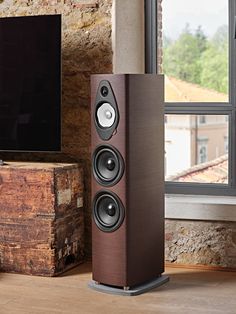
[165,77,228,181]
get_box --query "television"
[0,14,61,152]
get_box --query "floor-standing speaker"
[90,74,166,294]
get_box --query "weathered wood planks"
[0,162,84,276]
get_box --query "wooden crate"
[0,162,84,276]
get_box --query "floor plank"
[0,263,236,314]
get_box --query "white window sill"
[165,194,236,222]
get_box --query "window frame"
[145,0,236,196]
[198,140,208,164]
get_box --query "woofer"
[93,192,125,232]
[93,146,124,186]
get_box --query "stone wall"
[165,220,236,269]
[0,0,113,257]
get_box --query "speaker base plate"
[88,275,169,296]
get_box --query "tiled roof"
[165,76,228,102]
[167,155,228,184]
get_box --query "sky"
[162,0,228,40]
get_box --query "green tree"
[163,24,228,94]
[195,25,207,53]
[163,34,172,49]
[212,25,228,50]
[200,25,228,93]
[163,24,207,84]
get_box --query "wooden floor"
[1,263,236,314]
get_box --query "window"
[165,114,228,184]
[145,0,235,195]
[198,141,208,164]
[162,0,229,103]
[199,116,206,124]
[224,136,229,153]
[162,0,234,195]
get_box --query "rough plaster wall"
[0,0,113,256]
[165,220,236,268]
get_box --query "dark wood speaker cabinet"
[91,74,164,288]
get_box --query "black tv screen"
[0,14,61,152]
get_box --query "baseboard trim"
[165,194,236,222]
[165,262,236,272]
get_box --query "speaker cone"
[96,102,116,128]
[93,192,125,232]
[93,146,124,186]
